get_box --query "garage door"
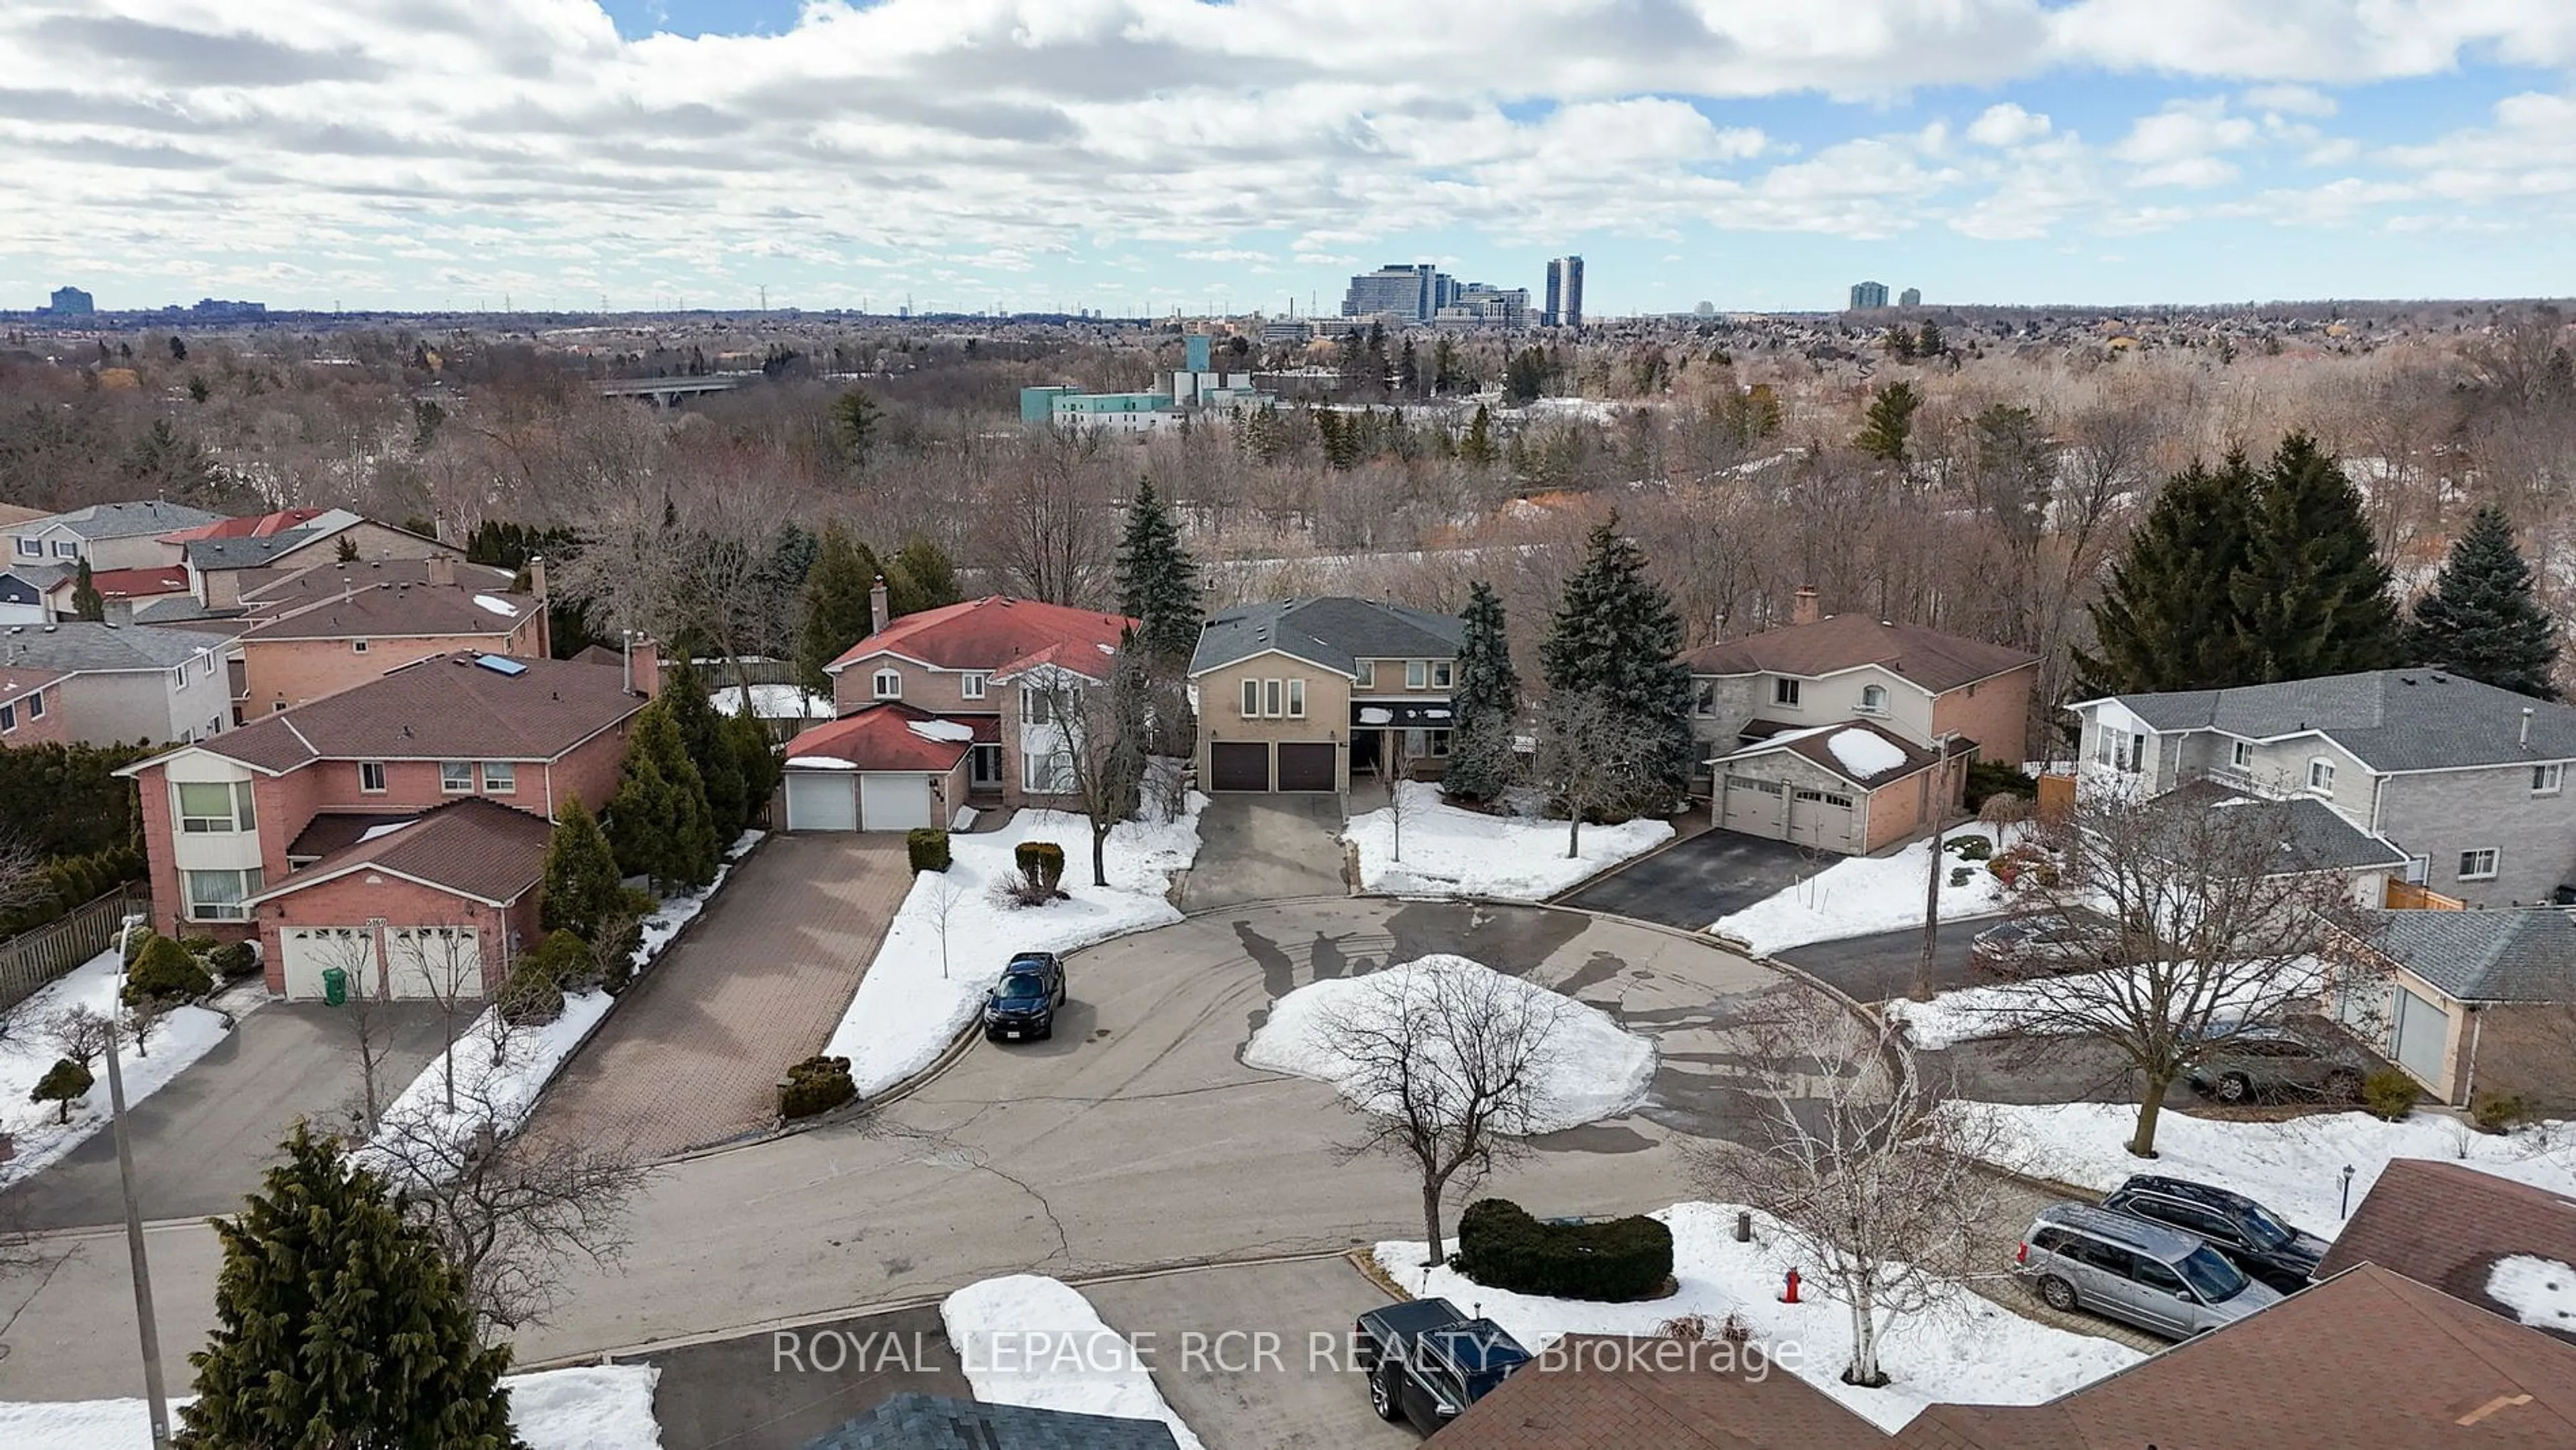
[1275,741,1338,792]
[385,925,483,1000]
[1721,776,1786,837]
[859,774,934,831]
[1787,788,1858,852]
[784,770,858,831]
[280,925,377,1002]
[2392,984,2451,1086]
[1210,741,1270,792]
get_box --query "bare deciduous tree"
[1527,688,1661,858]
[0,831,46,921]
[309,927,400,1135]
[980,427,1116,606]
[395,923,486,1114]
[45,1002,113,1072]
[1015,643,1149,888]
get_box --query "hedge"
[1450,1198,1674,1302]
[907,827,952,874]
[780,1054,857,1119]
[498,965,566,1026]
[124,935,213,1006]
[1014,841,1065,892]
[209,940,261,980]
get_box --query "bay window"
[184,867,264,921]
[178,780,257,833]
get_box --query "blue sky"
[4,1,2574,315]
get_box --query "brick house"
[0,620,235,745]
[118,646,655,999]
[1186,597,1467,795]
[175,509,466,611]
[230,553,544,719]
[777,704,975,832]
[0,664,72,747]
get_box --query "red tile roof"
[826,596,1134,681]
[783,703,973,773]
[1680,615,2039,694]
[161,650,647,775]
[249,797,553,907]
[158,507,329,543]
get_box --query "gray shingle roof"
[0,620,219,672]
[2159,778,2412,875]
[2361,909,2576,1003]
[1190,596,1465,676]
[2104,670,2576,772]
[803,1394,1181,1449]
[1,562,74,591]
[32,501,227,541]
[184,528,322,571]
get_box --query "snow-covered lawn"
[823,799,1205,1096]
[1951,1101,2576,1239]
[0,946,238,1188]
[709,684,831,721]
[1242,953,1654,1133]
[941,1274,1205,1450]
[1374,1202,2141,1434]
[0,1363,661,1449]
[1714,825,2012,957]
[1344,780,1672,900]
[1883,957,2327,1049]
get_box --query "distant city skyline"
[5,4,2575,315]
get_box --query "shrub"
[1450,1198,1674,1302]
[2362,1069,2418,1121]
[780,1054,857,1119]
[176,933,219,957]
[1963,760,2037,812]
[208,940,261,980]
[124,935,213,1006]
[123,925,157,968]
[617,886,661,918]
[991,869,1057,909]
[590,915,643,994]
[526,929,593,988]
[908,827,952,874]
[1948,835,1994,862]
[1949,866,1973,887]
[31,1057,95,1122]
[2471,1088,2534,1133]
[1014,841,1065,893]
[497,965,565,1027]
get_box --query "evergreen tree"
[885,537,961,617]
[178,1124,521,1450]
[2409,503,2561,698]
[539,794,621,939]
[1460,405,1499,468]
[1917,321,1945,358]
[2077,458,2259,696]
[794,523,881,696]
[1504,347,1548,405]
[1539,515,1697,811]
[70,559,104,621]
[1444,581,1521,805]
[831,387,880,470]
[2231,432,2405,682]
[1397,338,1420,397]
[1854,381,1919,463]
[727,705,780,828]
[606,698,720,892]
[662,658,749,843]
[1114,480,1204,666]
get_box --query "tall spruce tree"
[795,523,881,696]
[179,1124,521,1449]
[728,703,780,826]
[1539,515,1697,811]
[2410,503,2561,698]
[2231,432,2405,682]
[1444,581,1521,804]
[2077,456,2259,696]
[661,658,749,843]
[70,559,105,621]
[1114,480,1204,665]
[885,537,961,617]
[1854,380,1920,463]
[538,794,621,939]
[607,697,720,892]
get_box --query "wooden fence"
[2385,880,2466,911]
[0,889,146,1014]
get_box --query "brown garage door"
[1275,741,1338,792]
[1210,741,1270,792]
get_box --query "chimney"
[623,633,661,698]
[103,596,134,627]
[427,552,456,587]
[2522,707,2534,749]
[869,574,890,636]
[527,555,551,656]
[1792,585,1821,627]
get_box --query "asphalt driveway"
[1554,827,1822,929]
[1177,795,1348,909]
[1773,918,1998,1002]
[633,1302,968,1450]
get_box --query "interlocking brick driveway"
[523,833,912,1160]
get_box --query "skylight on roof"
[472,654,529,676]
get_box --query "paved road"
[1774,919,1998,1003]
[1177,796,1348,909]
[633,1302,967,1450]
[521,834,912,1161]
[1556,829,1822,930]
[1,1001,449,1230]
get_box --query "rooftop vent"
[472,654,529,677]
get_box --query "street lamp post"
[103,998,173,1448]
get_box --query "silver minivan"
[2015,1202,2284,1339]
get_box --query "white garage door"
[784,770,859,831]
[1788,787,1859,853]
[280,925,376,1002]
[384,925,483,1000]
[859,774,934,831]
[1721,776,1787,837]
[2392,984,2451,1087]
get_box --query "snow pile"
[1948,1102,2576,1239]
[2487,1257,2576,1333]
[1344,780,1672,900]
[907,718,976,743]
[1884,957,2327,1049]
[710,684,833,720]
[1715,825,2010,955]
[1243,953,1655,1133]
[941,1275,1205,1450]
[1375,1202,2141,1434]
[0,949,235,1188]
[0,1364,661,1449]
[1827,729,1909,779]
[471,593,519,617]
[786,756,857,770]
[822,799,1205,1096]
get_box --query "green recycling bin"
[321,966,348,1006]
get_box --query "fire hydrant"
[1780,1267,1802,1304]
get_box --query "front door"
[971,743,1002,788]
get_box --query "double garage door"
[280,925,483,1002]
[783,770,935,831]
[1209,741,1338,792]
[1719,775,1860,853]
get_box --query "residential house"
[176,509,466,610]
[2326,909,2576,1108]
[810,586,1135,819]
[230,554,544,718]
[777,705,973,832]
[0,664,72,747]
[2070,669,2576,906]
[117,647,657,999]
[803,1393,1180,1450]
[9,501,229,572]
[1187,596,1467,794]
[42,564,194,620]
[0,562,66,625]
[0,620,233,743]
[2317,1159,2576,1347]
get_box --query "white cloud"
[1967,103,2052,148]
[2242,83,2338,117]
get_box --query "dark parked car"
[1970,912,2123,975]
[981,952,1067,1041]
[2186,1019,2369,1104]
[1353,1298,1531,1435]
[2100,1174,2328,1293]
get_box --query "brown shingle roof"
[189,651,645,774]
[237,582,535,642]
[1716,718,1956,787]
[1439,1335,1882,1450]
[2316,1159,2576,1347]
[237,556,517,607]
[1680,615,2039,694]
[250,797,553,907]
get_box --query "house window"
[2307,759,2335,795]
[183,867,263,921]
[1287,679,1306,719]
[1406,660,1428,690]
[22,689,39,719]
[1429,730,1452,757]
[961,672,988,701]
[1693,680,1717,717]
[0,703,13,733]
[1355,660,1377,689]
[1024,684,1071,726]
[52,541,78,559]
[482,761,516,794]
[1432,662,1454,689]
[1024,752,1075,794]
[1239,678,1259,719]
[2536,764,2564,796]
[440,761,474,793]
[11,538,38,558]
[872,669,902,701]
[177,780,257,833]
[2459,847,2500,882]
[1858,684,1888,715]
[359,761,386,793]
[1774,678,1802,707]
[1263,678,1284,717]
[352,639,368,654]
[2232,740,2253,769]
